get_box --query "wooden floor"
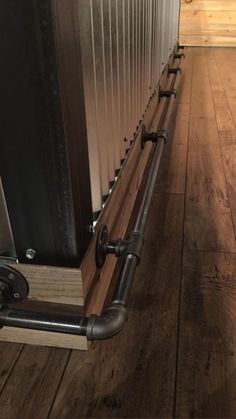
[2,47,236,418]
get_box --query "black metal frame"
[0,1,93,267]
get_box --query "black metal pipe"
[0,307,88,335]
[0,61,182,340]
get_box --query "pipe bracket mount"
[174,52,185,59]
[95,224,144,268]
[141,125,168,149]
[159,86,177,102]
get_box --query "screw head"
[8,273,15,280]
[26,249,36,260]
[89,225,95,234]
[13,292,20,299]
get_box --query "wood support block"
[8,263,84,306]
[0,327,88,350]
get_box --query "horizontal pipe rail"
[0,56,182,340]
[0,308,88,335]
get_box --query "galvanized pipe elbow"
[86,302,128,340]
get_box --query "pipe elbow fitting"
[86,302,127,340]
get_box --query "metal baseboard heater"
[0,52,183,341]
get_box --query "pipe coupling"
[123,231,144,264]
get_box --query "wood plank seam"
[46,350,72,418]
[0,344,24,398]
[173,47,193,417]
[208,50,236,245]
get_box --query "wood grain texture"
[207,57,235,132]
[0,346,70,419]
[176,349,236,418]
[191,56,215,118]
[176,48,193,105]
[0,328,87,351]
[8,263,84,305]
[219,130,236,146]
[228,98,236,123]
[181,1,236,11]
[156,103,190,194]
[179,0,236,46]
[180,251,236,350]
[50,193,184,418]
[185,116,236,252]
[0,343,23,394]
[175,251,236,417]
[221,145,236,239]
[214,62,236,100]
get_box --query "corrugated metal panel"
[78,0,180,218]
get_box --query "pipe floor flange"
[0,264,29,304]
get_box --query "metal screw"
[8,273,15,280]
[13,292,20,299]
[26,249,36,260]
[89,225,95,234]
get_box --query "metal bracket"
[95,224,144,268]
[0,264,29,305]
[141,125,168,149]
[167,66,182,76]
[174,52,185,59]
[158,86,177,101]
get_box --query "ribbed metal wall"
[77,0,180,217]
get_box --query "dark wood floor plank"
[50,193,184,418]
[207,55,236,132]
[185,116,236,252]
[191,76,215,119]
[208,57,222,87]
[216,60,236,100]
[228,97,236,127]
[192,54,209,78]
[0,343,23,394]
[156,103,190,194]
[191,47,206,57]
[176,348,236,418]
[221,145,236,240]
[177,48,193,105]
[213,90,236,132]
[175,251,236,418]
[0,345,70,419]
[219,130,236,146]
[190,54,215,119]
[180,251,236,350]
